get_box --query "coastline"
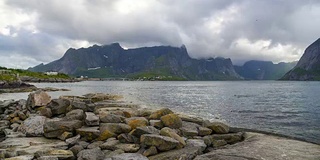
[0,91,319,159]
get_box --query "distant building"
[44,72,58,75]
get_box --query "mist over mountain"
[29,43,242,80]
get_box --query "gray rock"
[85,112,99,126]
[57,132,73,141]
[197,126,212,136]
[47,99,71,116]
[115,143,140,153]
[130,126,160,138]
[100,139,120,150]
[186,139,207,152]
[66,134,81,146]
[140,134,179,151]
[117,133,138,143]
[149,108,173,120]
[111,153,148,160]
[77,148,104,160]
[99,113,124,123]
[195,132,320,160]
[69,144,84,156]
[180,121,199,137]
[64,109,84,121]
[4,155,34,160]
[18,116,46,137]
[148,147,202,160]
[87,141,103,149]
[43,119,83,138]
[77,141,90,149]
[160,127,186,148]
[71,101,87,111]
[103,149,125,159]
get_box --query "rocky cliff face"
[29,43,241,80]
[235,60,296,80]
[281,38,320,80]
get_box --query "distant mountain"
[281,38,320,80]
[234,60,296,80]
[29,43,242,80]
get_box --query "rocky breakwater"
[20,76,80,83]
[0,91,319,160]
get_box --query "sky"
[1,0,320,69]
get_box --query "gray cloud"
[1,0,320,68]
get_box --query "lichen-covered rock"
[100,123,131,135]
[160,127,186,148]
[140,134,179,151]
[125,117,148,129]
[110,153,148,160]
[26,91,51,109]
[186,139,207,152]
[57,132,73,141]
[85,112,99,126]
[97,128,116,141]
[4,155,34,160]
[64,109,85,121]
[76,127,100,141]
[77,147,104,160]
[43,119,83,138]
[160,114,182,129]
[149,108,173,120]
[18,116,46,137]
[47,99,71,116]
[203,121,229,134]
[130,126,160,138]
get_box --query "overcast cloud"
[1,0,320,68]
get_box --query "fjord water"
[1,81,319,144]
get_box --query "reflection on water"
[1,81,319,144]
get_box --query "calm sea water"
[1,81,319,144]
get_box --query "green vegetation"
[128,67,187,81]
[0,66,70,81]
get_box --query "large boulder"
[26,91,51,109]
[18,116,46,137]
[160,114,182,129]
[125,117,148,129]
[77,147,105,160]
[180,121,199,137]
[43,119,83,138]
[140,134,179,151]
[203,132,244,146]
[203,121,229,134]
[47,99,71,116]
[99,112,124,123]
[149,108,173,120]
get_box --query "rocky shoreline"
[0,91,319,160]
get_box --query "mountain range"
[29,43,299,80]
